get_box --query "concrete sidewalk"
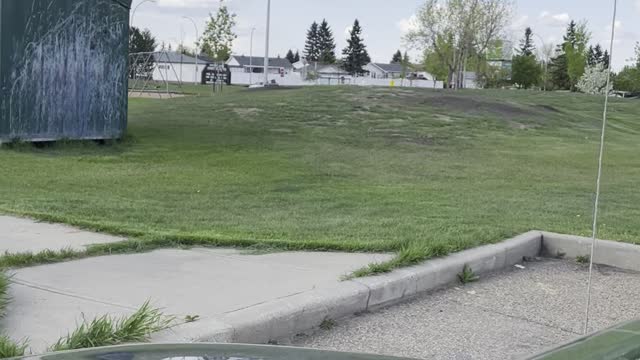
[0,215,124,253]
[1,248,392,353]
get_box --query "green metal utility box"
[0,0,132,143]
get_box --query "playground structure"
[128,51,185,99]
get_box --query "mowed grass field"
[2,85,640,269]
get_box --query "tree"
[293,51,301,63]
[614,42,640,93]
[406,0,513,89]
[286,49,296,64]
[512,55,541,89]
[129,26,157,54]
[342,19,371,75]
[201,0,237,61]
[318,19,337,63]
[565,21,591,91]
[304,22,320,62]
[549,21,577,90]
[392,50,403,63]
[602,50,610,69]
[423,48,448,81]
[577,64,610,94]
[518,27,535,57]
[177,44,196,57]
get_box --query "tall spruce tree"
[391,50,403,63]
[549,21,577,90]
[342,19,370,75]
[293,51,300,63]
[304,22,320,62]
[518,27,536,56]
[317,19,336,63]
[587,45,596,66]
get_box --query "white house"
[152,52,213,84]
[364,62,405,79]
[226,55,293,75]
[292,60,351,82]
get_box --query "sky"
[132,0,640,71]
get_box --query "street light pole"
[183,16,200,85]
[263,0,271,85]
[533,33,548,92]
[249,28,256,85]
[130,0,156,27]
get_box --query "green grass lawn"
[2,85,640,271]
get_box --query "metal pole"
[130,0,156,27]
[533,33,547,91]
[183,17,200,85]
[264,0,271,85]
[250,28,256,85]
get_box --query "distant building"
[226,55,293,75]
[152,52,213,84]
[364,63,405,79]
[292,60,351,81]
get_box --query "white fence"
[230,71,444,89]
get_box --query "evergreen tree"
[549,21,577,90]
[342,19,371,75]
[518,27,536,56]
[587,45,596,66]
[293,51,300,63]
[392,50,403,63]
[285,49,296,64]
[594,44,604,64]
[304,22,320,62]
[513,27,541,89]
[602,50,610,69]
[317,19,336,63]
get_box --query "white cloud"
[539,11,570,27]
[396,15,418,35]
[510,15,529,31]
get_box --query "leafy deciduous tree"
[406,0,513,89]
[201,0,237,61]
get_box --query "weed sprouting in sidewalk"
[51,301,172,352]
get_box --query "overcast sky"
[132,0,639,70]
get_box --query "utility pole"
[183,16,200,85]
[263,0,271,85]
[250,28,256,85]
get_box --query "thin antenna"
[583,0,617,335]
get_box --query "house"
[292,60,351,82]
[152,51,212,84]
[226,55,293,75]
[364,63,405,79]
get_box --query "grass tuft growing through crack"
[51,301,172,352]
[458,264,480,285]
[0,335,28,359]
[347,242,451,279]
[0,272,9,318]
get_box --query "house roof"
[229,55,292,69]
[370,63,404,73]
[154,52,213,64]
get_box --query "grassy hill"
[2,86,640,270]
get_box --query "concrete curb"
[541,231,640,272]
[153,230,544,344]
[152,230,640,344]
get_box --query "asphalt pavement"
[293,259,640,360]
